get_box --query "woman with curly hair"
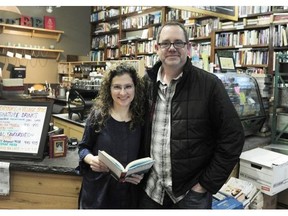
[78,63,146,209]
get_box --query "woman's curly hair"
[87,62,145,132]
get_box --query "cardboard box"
[239,147,288,196]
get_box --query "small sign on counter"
[0,162,10,196]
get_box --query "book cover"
[49,134,68,158]
[98,150,154,182]
[273,13,288,23]
[44,16,56,30]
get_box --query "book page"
[98,150,154,180]
[126,157,153,170]
[98,150,124,178]
[125,158,154,176]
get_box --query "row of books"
[90,8,120,22]
[273,24,288,47]
[137,40,157,54]
[140,26,160,39]
[121,6,152,15]
[122,12,162,30]
[90,50,105,62]
[233,50,269,66]
[219,13,288,31]
[191,42,211,58]
[166,8,206,22]
[106,48,119,59]
[238,6,288,18]
[94,22,119,34]
[214,50,269,67]
[217,50,269,66]
[91,34,119,49]
[215,29,270,47]
[185,23,212,38]
[120,44,137,56]
[238,6,272,17]
[140,54,159,68]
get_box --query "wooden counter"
[0,148,82,209]
[0,171,81,209]
[52,113,85,141]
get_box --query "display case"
[215,72,266,136]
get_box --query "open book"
[98,150,154,182]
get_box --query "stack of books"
[215,177,259,209]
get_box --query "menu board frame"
[0,100,53,161]
[216,50,236,72]
[170,6,238,21]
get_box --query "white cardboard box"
[239,147,288,196]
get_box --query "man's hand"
[191,183,207,193]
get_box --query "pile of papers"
[213,177,261,209]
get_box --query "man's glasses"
[158,41,187,49]
[111,84,134,92]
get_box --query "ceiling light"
[46,6,53,13]
[0,6,21,15]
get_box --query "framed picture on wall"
[49,134,68,158]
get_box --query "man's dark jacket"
[142,57,245,197]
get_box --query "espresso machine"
[68,84,99,121]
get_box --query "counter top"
[0,129,271,177]
[0,148,80,176]
[47,95,67,104]
[53,113,86,127]
[243,134,271,151]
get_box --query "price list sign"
[0,101,53,160]
[0,105,47,153]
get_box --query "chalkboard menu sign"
[0,100,53,161]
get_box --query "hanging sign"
[171,6,238,21]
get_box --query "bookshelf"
[119,6,164,68]
[89,6,288,73]
[184,15,219,71]
[90,6,218,69]
[213,6,288,75]
[90,6,121,61]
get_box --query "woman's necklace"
[110,108,131,122]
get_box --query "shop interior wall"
[0,6,91,84]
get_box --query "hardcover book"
[98,150,154,182]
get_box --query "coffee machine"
[68,86,98,121]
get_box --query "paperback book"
[98,150,154,182]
